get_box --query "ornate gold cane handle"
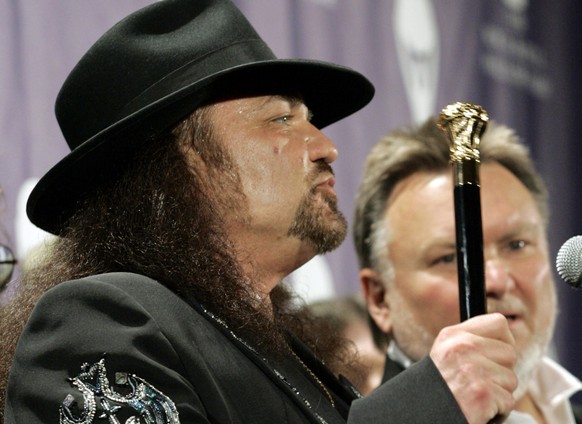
[438,102,489,185]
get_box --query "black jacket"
[382,353,582,424]
[5,273,465,423]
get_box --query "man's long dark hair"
[0,107,353,417]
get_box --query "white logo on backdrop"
[304,0,337,7]
[501,0,529,14]
[393,0,440,124]
[480,0,550,98]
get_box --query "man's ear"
[360,268,392,334]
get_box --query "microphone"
[556,235,582,288]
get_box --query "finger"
[432,325,516,369]
[455,313,516,346]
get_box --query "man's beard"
[287,163,348,254]
[388,286,555,400]
[511,331,549,400]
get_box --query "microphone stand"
[438,102,488,321]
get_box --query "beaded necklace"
[199,304,333,423]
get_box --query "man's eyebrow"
[285,95,314,121]
[265,94,303,105]
[423,239,456,252]
[283,94,303,105]
[261,95,314,120]
[498,222,542,242]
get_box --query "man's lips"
[313,176,337,196]
[316,175,336,188]
[502,312,520,322]
[494,309,524,329]
[488,302,525,328]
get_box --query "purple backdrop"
[1,0,581,400]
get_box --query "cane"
[439,103,507,423]
[437,102,488,321]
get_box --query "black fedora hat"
[27,0,375,235]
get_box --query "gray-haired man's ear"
[359,268,393,335]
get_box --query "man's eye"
[508,240,527,250]
[441,254,456,263]
[434,253,456,265]
[273,115,291,124]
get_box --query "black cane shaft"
[454,184,487,321]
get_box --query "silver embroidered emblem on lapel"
[60,356,180,424]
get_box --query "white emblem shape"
[393,0,440,124]
[60,356,180,424]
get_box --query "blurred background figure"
[354,117,582,423]
[0,243,17,295]
[15,179,55,267]
[305,294,385,395]
[0,187,17,300]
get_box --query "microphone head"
[556,235,582,289]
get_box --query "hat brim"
[27,59,374,235]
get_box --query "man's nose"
[484,257,513,299]
[306,125,339,164]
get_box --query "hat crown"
[56,0,274,151]
[30,0,374,234]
